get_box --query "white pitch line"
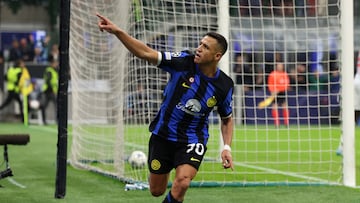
[7,177,26,188]
[233,161,340,184]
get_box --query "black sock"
[162,191,182,203]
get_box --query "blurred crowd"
[233,52,341,94]
[0,34,58,65]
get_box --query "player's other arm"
[220,116,234,170]
[96,13,159,65]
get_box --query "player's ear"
[215,52,222,61]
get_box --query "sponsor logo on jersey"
[185,99,201,112]
[176,99,205,116]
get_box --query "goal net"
[69,0,354,187]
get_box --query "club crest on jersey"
[206,96,217,107]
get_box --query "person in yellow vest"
[40,59,58,125]
[18,60,34,125]
[0,59,25,121]
[19,63,33,96]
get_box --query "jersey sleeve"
[217,83,234,119]
[217,71,234,118]
[158,51,194,73]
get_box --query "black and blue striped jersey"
[149,51,234,145]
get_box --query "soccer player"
[267,61,290,127]
[97,13,234,203]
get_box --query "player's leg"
[164,141,206,202]
[14,93,24,121]
[147,134,173,197]
[165,164,197,203]
[149,172,169,197]
[282,102,289,126]
[50,94,58,124]
[41,94,50,125]
[271,103,279,126]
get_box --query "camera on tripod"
[0,134,29,186]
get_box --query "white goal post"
[340,0,355,187]
[69,0,356,188]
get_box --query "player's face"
[194,36,222,64]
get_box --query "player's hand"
[96,12,117,34]
[221,149,234,170]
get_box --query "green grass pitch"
[0,123,359,203]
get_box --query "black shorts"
[274,91,287,105]
[148,134,207,174]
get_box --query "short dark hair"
[205,32,228,55]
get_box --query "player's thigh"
[147,134,174,192]
[148,134,175,174]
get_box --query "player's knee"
[149,187,166,197]
[149,182,167,197]
[173,175,191,191]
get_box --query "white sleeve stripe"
[165,52,172,60]
[156,52,162,66]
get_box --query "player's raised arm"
[96,13,159,65]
